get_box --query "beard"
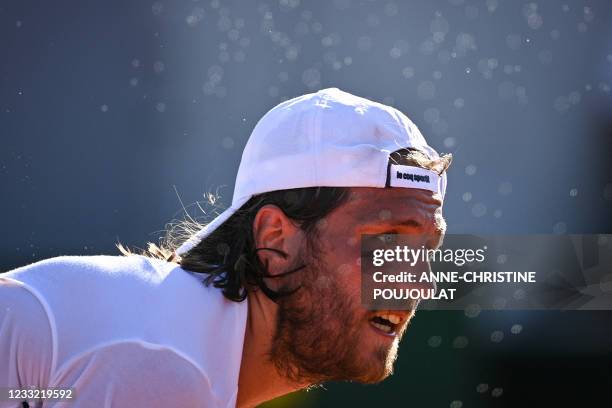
[267,242,404,385]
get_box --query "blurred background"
[1,0,611,406]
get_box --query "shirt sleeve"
[0,277,55,408]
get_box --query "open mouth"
[369,312,403,336]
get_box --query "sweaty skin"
[236,187,445,408]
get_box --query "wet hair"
[118,148,452,302]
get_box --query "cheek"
[329,262,363,303]
[315,229,363,298]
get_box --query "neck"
[236,290,308,408]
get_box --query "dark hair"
[118,148,452,302]
[181,187,351,301]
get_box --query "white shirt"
[0,255,248,408]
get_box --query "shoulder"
[1,255,248,406]
[3,254,173,286]
[1,254,209,310]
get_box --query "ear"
[252,204,303,278]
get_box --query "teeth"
[387,315,400,324]
[371,321,393,334]
[373,312,402,325]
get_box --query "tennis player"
[0,88,451,407]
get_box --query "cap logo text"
[396,171,430,183]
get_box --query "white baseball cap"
[176,87,447,256]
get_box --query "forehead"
[340,187,443,226]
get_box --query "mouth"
[368,311,407,338]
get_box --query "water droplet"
[550,29,561,40]
[402,66,415,79]
[493,297,507,309]
[513,289,526,300]
[476,383,489,393]
[490,330,504,343]
[568,91,581,104]
[443,137,456,148]
[465,304,481,318]
[389,47,402,59]
[152,2,163,15]
[471,203,487,217]
[486,0,498,13]
[424,108,441,124]
[452,336,469,349]
[455,33,477,55]
[583,7,594,23]
[553,222,567,234]
[417,81,436,100]
[428,336,442,347]
[153,60,165,74]
[302,68,321,89]
[526,13,543,30]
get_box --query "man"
[0,88,451,407]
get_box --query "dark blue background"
[2,1,611,406]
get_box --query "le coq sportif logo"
[396,171,430,183]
